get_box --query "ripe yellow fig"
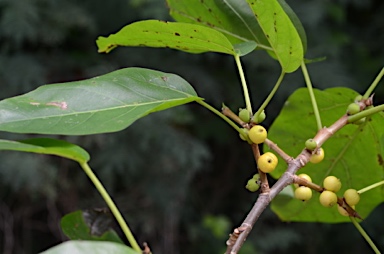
[257,152,278,173]
[248,125,267,144]
[344,189,360,206]
[310,148,325,164]
[294,186,312,201]
[323,176,342,192]
[319,190,337,207]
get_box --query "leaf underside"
[40,241,137,254]
[0,68,200,135]
[267,87,384,223]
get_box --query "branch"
[225,106,370,253]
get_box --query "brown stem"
[222,105,248,127]
[292,175,324,192]
[264,138,293,163]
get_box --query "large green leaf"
[166,0,270,47]
[267,87,384,223]
[97,20,235,55]
[246,0,304,72]
[40,241,138,254]
[0,138,89,163]
[61,210,123,244]
[0,68,200,135]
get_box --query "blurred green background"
[0,0,383,253]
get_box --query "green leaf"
[234,41,258,56]
[97,20,235,55]
[246,0,304,73]
[39,241,138,254]
[0,138,89,163]
[267,87,384,223]
[0,68,200,135]
[166,0,270,47]
[61,210,123,244]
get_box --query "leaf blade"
[97,20,235,55]
[246,0,304,72]
[0,138,90,163]
[0,68,201,135]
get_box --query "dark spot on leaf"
[190,36,193,39]
[158,40,162,42]
[194,29,197,32]
[175,32,180,36]
[142,30,149,32]
[368,118,372,121]
[208,8,212,12]
[378,154,383,165]
[159,20,167,23]
[206,22,214,27]
[197,18,201,22]
[161,76,168,81]
[266,34,269,38]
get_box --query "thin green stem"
[80,162,141,253]
[358,180,384,194]
[363,67,384,99]
[350,217,381,254]
[301,61,323,130]
[196,100,243,134]
[234,54,253,115]
[254,71,285,120]
[348,104,384,123]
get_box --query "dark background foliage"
[0,0,383,253]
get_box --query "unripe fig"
[252,110,266,124]
[319,190,337,207]
[323,176,342,192]
[305,139,317,151]
[239,108,251,122]
[344,189,360,206]
[294,173,312,188]
[347,103,360,115]
[248,125,267,144]
[239,128,249,141]
[337,204,355,217]
[252,173,260,181]
[310,148,325,164]
[294,186,312,201]
[246,178,260,192]
[257,152,278,173]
